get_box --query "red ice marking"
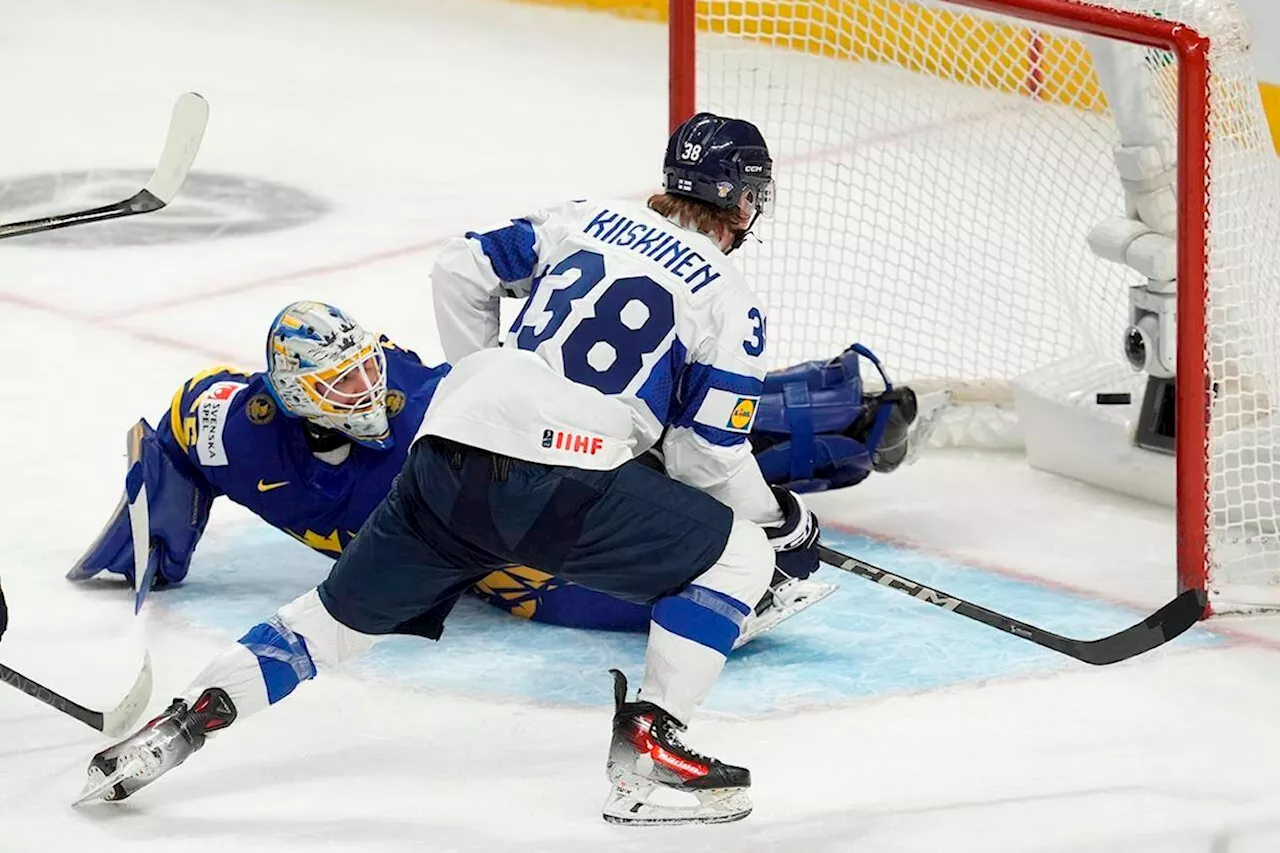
[823,519,1280,657]
[103,235,454,320]
[0,289,242,364]
[0,234,454,363]
[2,104,1019,365]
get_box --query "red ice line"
[0,100,1014,360]
[19,100,1253,653]
[99,236,453,321]
[0,288,242,364]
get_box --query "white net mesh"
[690,0,1280,607]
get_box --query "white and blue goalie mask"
[265,301,391,448]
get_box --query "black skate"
[603,670,751,825]
[74,688,236,805]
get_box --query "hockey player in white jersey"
[76,113,819,827]
[425,111,816,824]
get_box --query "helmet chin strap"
[726,210,762,254]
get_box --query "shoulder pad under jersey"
[166,366,263,467]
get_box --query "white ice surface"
[3,1,1280,851]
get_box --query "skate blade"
[602,788,752,826]
[73,757,143,806]
[602,775,752,826]
[734,580,838,648]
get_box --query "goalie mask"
[265,301,391,449]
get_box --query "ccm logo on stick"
[839,558,962,611]
[542,429,604,456]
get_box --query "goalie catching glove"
[751,343,918,493]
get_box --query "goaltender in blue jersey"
[68,301,449,608]
[68,300,919,635]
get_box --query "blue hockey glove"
[764,486,821,581]
[750,343,917,492]
[67,419,213,591]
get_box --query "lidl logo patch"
[727,397,757,431]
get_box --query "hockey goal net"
[670,0,1280,611]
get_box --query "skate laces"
[652,712,711,764]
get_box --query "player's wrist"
[764,486,818,552]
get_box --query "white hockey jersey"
[422,199,780,525]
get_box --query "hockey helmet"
[265,301,391,449]
[663,112,775,222]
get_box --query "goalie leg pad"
[68,419,213,588]
[751,344,917,491]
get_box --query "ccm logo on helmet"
[541,429,604,456]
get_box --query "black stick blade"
[817,544,1207,666]
[1070,587,1207,665]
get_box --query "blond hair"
[646,192,748,241]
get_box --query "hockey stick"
[124,421,156,615]
[0,653,152,737]
[0,92,209,241]
[817,544,1206,665]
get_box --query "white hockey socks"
[639,519,772,722]
[182,587,377,718]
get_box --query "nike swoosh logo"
[256,479,289,492]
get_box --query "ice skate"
[74,687,236,805]
[735,573,837,648]
[602,670,751,826]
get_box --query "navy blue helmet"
[663,112,774,224]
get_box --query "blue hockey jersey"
[158,338,446,556]
[74,335,872,634]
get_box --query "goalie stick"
[817,544,1205,665]
[125,421,156,615]
[0,92,209,241]
[0,653,152,737]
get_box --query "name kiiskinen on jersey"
[423,198,771,516]
[583,208,723,293]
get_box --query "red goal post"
[667,0,1229,608]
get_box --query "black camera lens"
[1124,326,1148,371]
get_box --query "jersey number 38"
[511,249,676,395]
